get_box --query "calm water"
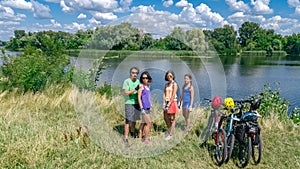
[84,55,300,112]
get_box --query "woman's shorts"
[182,102,194,109]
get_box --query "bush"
[1,48,70,93]
[253,82,290,119]
[290,107,300,125]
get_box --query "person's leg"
[144,114,151,142]
[138,123,145,141]
[124,123,130,139]
[164,111,171,130]
[169,114,176,135]
[183,109,190,134]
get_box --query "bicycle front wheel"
[252,134,262,164]
[214,128,227,166]
[225,134,235,163]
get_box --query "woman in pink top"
[163,70,179,140]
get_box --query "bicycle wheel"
[214,128,227,166]
[238,135,251,168]
[200,111,215,143]
[224,134,235,163]
[252,134,262,164]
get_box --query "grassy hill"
[0,86,299,168]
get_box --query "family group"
[122,67,194,146]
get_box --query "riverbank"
[0,85,299,168]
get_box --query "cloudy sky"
[0,0,300,41]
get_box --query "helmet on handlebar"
[212,96,222,109]
[224,97,235,110]
[250,98,261,110]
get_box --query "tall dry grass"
[0,86,299,168]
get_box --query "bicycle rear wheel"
[238,135,251,168]
[200,111,215,143]
[252,134,262,164]
[214,128,227,166]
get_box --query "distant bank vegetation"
[2,21,300,56]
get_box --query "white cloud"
[77,13,87,19]
[296,6,300,15]
[0,0,32,11]
[50,19,62,28]
[131,5,155,13]
[91,12,117,21]
[31,0,52,19]
[0,5,26,21]
[0,20,20,25]
[251,0,273,14]
[120,0,132,9]
[195,3,227,27]
[60,0,75,13]
[175,0,189,7]
[227,11,266,25]
[225,0,250,12]
[287,0,300,15]
[89,17,101,25]
[45,0,60,3]
[287,0,300,7]
[163,0,173,7]
[61,0,118,13]
[64,22,86,30]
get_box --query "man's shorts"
[125,104,140,124]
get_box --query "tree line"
[3,21,300,56]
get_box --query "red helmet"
[212,96,222,109]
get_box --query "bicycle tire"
[214,128,227,166]
[200,111,215,143]
[224,134,235,163]
[238,135,251,168]
[251,134,262,164]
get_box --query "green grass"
[0,86,299,168]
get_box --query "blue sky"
[1,0,300,41]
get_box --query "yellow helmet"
[224,97,235,110]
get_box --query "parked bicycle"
[222,97,241,164]
[234,98,262,168]
[200,96,227,166]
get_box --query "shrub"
[253,82,290,120]
[1,47,70,93]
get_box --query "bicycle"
[240,98,263,165]
[200,96,227,166]
[223,107,241,163]
[234,98,262,167]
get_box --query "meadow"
[0,85,299,168]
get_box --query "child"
[137,71,153,144]
[163,70,179,140]
[179,74,194,135]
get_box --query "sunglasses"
[131,71,139,75]
[142,77,148,79]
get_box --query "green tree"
[165,27,187,50]
[140,33,154,50]
[186,28,207,51]
[239,22,260,48]
[14,30,26,39]
[272,39,282,51]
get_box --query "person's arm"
[163,84,167,107]
[189,86,194,109]
[178,86,184,108]
[137,85,143,109]
[124,88,137,96]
